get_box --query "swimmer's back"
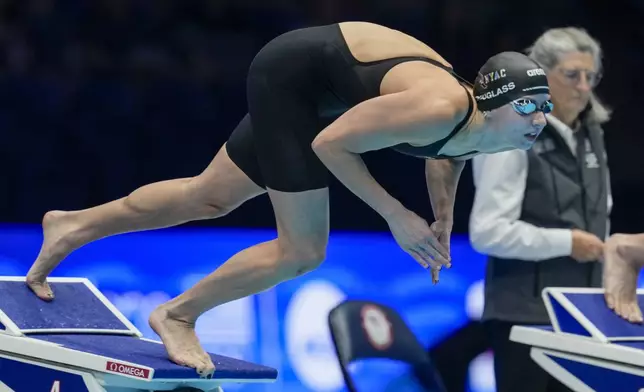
[334,22,476,159]
[338,22,452,69]
[227,22,474,193]
[334,22,468,100]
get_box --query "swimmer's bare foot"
[149,305,215,378]
[603,234,644,323]
[25,274,54,301]
[26,211,84,301]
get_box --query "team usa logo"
[360,305,394,350]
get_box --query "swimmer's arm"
[425,159,466,223]
[312,88,460,219]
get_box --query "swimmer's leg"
[604,233,644,323]
[149,187,329,377]
[613,234,644,261]
[27,144,265,300]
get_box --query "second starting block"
[511,287,644,392]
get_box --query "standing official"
[469,27,612,392]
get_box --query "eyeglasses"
[511,98,554,116]
[558,68,602,88]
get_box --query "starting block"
[0,277,278,392]
[510,287,644,392]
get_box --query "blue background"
[0,356,90,392]
[0,224,493,392]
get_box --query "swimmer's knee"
[277,240,327,278]
[185,176,237,219]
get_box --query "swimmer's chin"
[515,138,538,150]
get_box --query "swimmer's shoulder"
[390,80,474,148]
[416,76,474,124]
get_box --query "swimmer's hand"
[386,209,451,283]
[429,220,453,283]
[430,220,452,255]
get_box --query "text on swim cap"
[479,69,506,87]
[526,68,546,77]
[475,82,515,101]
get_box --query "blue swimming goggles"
[511,98,554,116]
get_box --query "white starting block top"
[0,277,278,392]
[510,287,644,392]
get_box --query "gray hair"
[526,27,611,124]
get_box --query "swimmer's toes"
[197,360,216,379]
[628,302,643,324]
[26,279,54,301]
[605,292,615,309]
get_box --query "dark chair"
[422,320,492,392]
[328,300,447,392]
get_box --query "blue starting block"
[0,277,278,392]
[510,287,644,392]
